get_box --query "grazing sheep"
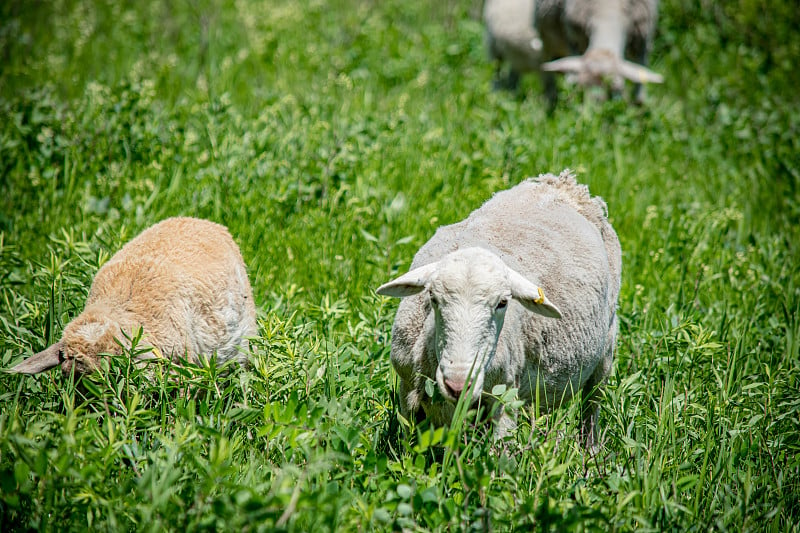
[483,0,544,91]
[377,171,621,448]
[8,217,257,375]
[536,0,663,104]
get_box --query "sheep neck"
[77,303,140,347]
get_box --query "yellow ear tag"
[151,346,164,359]
[534,287,546,305]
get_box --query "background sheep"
[8,217,257,375]
[483,0,544,91]
[377,171,621,448]
[536,0,663,105]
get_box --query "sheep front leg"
[492,405,517,441]
[580,359,611,453]
[628,39,651,104]
[580,390,600,452]
[397,377,424,425]
[541,71,559,112]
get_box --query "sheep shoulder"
[484,0,540,56]
[413,171,618,292]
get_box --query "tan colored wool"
[9,217,257,375]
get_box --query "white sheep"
[8,217,257,375]
[483,0,544,91]
[377,171,621,448]
[536,0,663,104]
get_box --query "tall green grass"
[1,0,798,530]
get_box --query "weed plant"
[0,0,798,530]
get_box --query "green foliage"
[1,0,798,530]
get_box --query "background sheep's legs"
[541,71,559,111]
[492,64,521,92]
[627,39,651,104]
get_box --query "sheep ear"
[506,268,562,319]
[376,262,439,298]
[6,341,63,374]
[543,56,663,85]
[541,56,585,74]
[617,59,663,84]
[543,55,664,85]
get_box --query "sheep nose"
[444,378,465,399]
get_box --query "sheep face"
[428,250,511,403]
[8,315,123,376]
[59,316,123,374]
[542,48,663,90]
[378,247,562,407]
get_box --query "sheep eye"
[495,299,508,311]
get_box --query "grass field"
[1,0,798,530]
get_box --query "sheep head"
[377,247,561,405]
[8,314,123,375]
[542,48,663,91]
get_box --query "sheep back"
[84,217,257,365]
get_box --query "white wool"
[483,0,543,90]
[536,0,662,104]
[378,170,621,448]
